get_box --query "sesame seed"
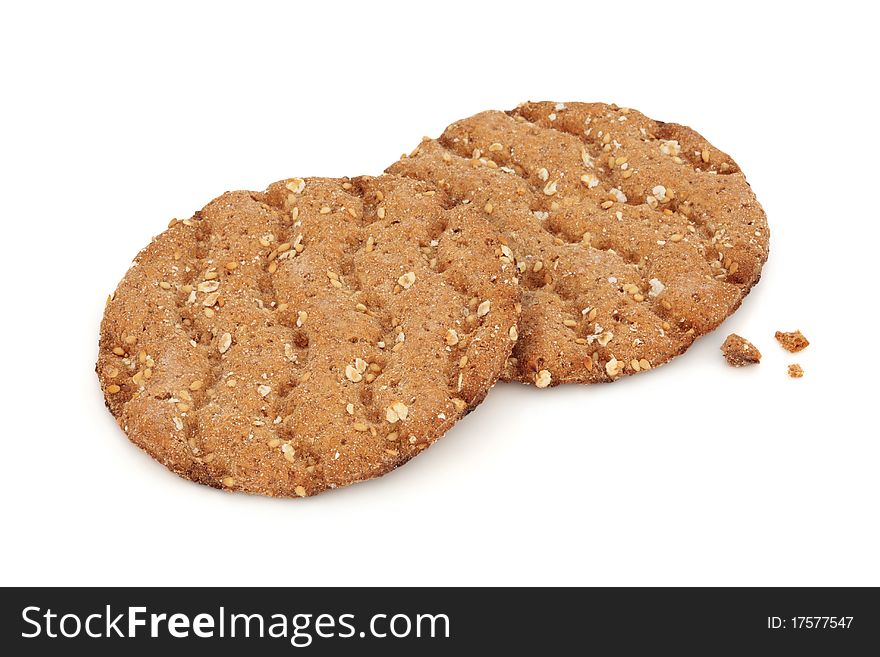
[543,180,558,196]
[320,206,331,215]
[385,401,409,424]
[294,485,307,497]
[659,140,681,157]
[221,476,235,488]
[581,147,594,168]
[397,271,416,289]
[353,422,369,432]
[445,328,460,346]
[605,357,620,377]
[534,369,552,388]
[112,347,125,356]
[106,384,121,394]
[345,364,362,383]
[286,178,305,194]
[508,325,518,341]
[581,173,600,188]
[257,384,272,397]
[563,319,578,328]
[218,332,232,354]
[377,206,386,219]
[477,300,491,317]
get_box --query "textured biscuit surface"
[721,333,761,367]
[387,101,769,385]
[98,175,519,497]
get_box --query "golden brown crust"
[721,333,762,367]
[387,101,769,385]
[787,363,805,378]
[97,175,519,497]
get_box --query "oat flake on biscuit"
[97,174,519,497]
[387,101,769,385]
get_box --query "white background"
[2,1,877,587]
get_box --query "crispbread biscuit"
[387,101,769,385]
[97,174,519,497]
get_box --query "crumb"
[787,363,804,378]
[721,333,762,367]
[775,330,809,353]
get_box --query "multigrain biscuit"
[775,330,809,353]
[387,101,769,386]
[788,364,804,378]
[97,175,519,497]
[721,333,761,367]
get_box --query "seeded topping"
[98,173,519,497]
[387,101,768,385]
[385,401,409,424]
[285,178,305,194]
[397,271,416,289]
